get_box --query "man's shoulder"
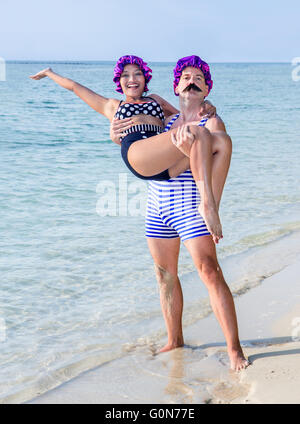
[205,114,226,131]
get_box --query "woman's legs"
[168,131,232,211]
[187,126,222,243]
[168,131,232,209]
[128,126,222,242]
[127,127,188,177]
[210,131,232,210]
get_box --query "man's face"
[175,66,208,99]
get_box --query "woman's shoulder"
[148,93,179,117]
[105,98,124,121]
[147,93,162,104]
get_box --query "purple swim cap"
[113,55,152,94]
[173,55,213,96]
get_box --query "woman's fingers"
[29,68,51,80]
[201,100,216,118]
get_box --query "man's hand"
[171,125,195,157]
[110,117,133,145]
[198,100,216,119]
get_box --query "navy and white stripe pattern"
[123,124,163,137]
[145,114,211,241]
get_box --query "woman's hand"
[198,100,216,119]
[29,67,52,80]
[171,125,195,157]
[110,117,134,145]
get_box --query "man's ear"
[203,84,209,97]
[175,86,179,95]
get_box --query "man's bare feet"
[228,347,250,372]
[199,202,223,244]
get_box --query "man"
[112,56,249,371]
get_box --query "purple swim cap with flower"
[173,55,213,96]
[113,55,152,94]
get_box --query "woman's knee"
[189,125,210,140]
[189,125,211,142]
[212,131,232,154]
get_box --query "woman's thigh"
[127,128,185,177]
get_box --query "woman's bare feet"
[228,347,250,372]
[199,202,223,244]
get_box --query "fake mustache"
[183,83,202,93]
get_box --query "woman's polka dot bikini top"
[114,97,165,121]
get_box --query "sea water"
[0,61,300,403]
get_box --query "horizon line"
[5,59,292,64]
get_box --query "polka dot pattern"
[115,100,165,121]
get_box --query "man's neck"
[179,97,205,123]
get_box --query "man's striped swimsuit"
[145,113,211,242]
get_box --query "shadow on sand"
[183,336,300,364]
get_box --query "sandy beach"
[25,231,300,405]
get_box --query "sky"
[1,0,299,62]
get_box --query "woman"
[30,55,222,242]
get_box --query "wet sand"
[27,248,300,404]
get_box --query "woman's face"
[120,64,146,97]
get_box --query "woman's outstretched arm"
[29,67,119,121]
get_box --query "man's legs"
[184,235,249,371]
[147,237,184,352]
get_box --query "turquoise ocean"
[1,61,300,403]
